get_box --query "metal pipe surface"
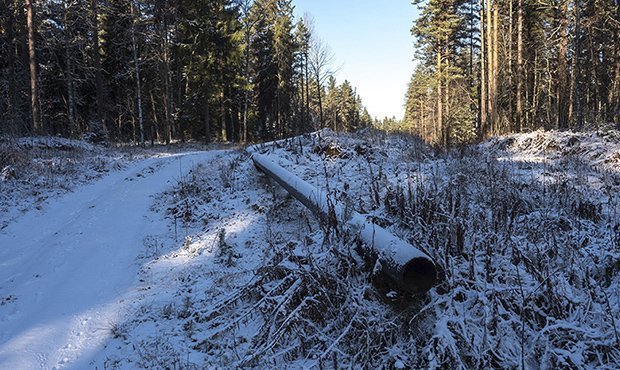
[250,152,437,294]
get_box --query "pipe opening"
[402,257,437,294]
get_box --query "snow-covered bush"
[0,136,131,228]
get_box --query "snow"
[1,128,619,369]
[0,151,221,369]
[0,136,139,231]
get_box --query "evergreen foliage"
[406,0,620,147]
[0,0,371,142]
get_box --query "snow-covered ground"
[0,137,143,231]
[0,141,222,368]
[1,129,619,369]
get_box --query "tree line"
[405,0,619,147]
[0,0,372,144]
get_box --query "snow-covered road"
[0,151,220,369]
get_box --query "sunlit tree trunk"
[26,0,41,134]
[516,0,523,132]
[485,0,492,134]
[491,1,499,133]
[436,37,442,145]
[480,0,487,138]
[508,0,514,128]
[444,35,450,148]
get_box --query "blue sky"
[293,0,419,120]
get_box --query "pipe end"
[402,257,437,294]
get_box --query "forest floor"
[0,129,619,369]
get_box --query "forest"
[2,1,618,147]
[1,1,620,368]
[404,0,619,147]
[0,0,372,144]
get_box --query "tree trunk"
[532,52,539,128]
[175,21,184,141]
[615,2,620,128]
[508,0,513,128]
[276,86,281,139]
[557,0,569,129]
[91,0,106,133]
[150,92,160,143]
[130,1,144,146]
[613,4,620,128]
[485,0,493,134]
[492,1,499,133]
[230,102,238,142]
[569,1,579,127]
[469,0,475,125]
[6,1,17,133]
[420,99,424,141]
[436,37,443,145]
[64,0,76,136]
[614,55,620,128]
[25,0,41,134]
[221,89,228,142]
[243,13,251,143]
[304,51,310,130]
[204,100,211,144]
[316,70,324,128]
[598,20,611,125]
[479,0,487,138]
[241,0,258,142]
[444,35,450,148]
[546,56,553,129]
[226,91,233,141]
[516,0,523,132]
[161,8,172,144]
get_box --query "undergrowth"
[104,129,620,369]
[203,130,620,368]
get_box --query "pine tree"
[293,18,312,134]
[272,0,295,138]
[407,0,619,144]
[336,80,355,132]
[411,0,474,146]
[0,0,371,141]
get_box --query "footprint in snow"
[0,295,17,306]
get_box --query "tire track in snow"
[0,151,223,369]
